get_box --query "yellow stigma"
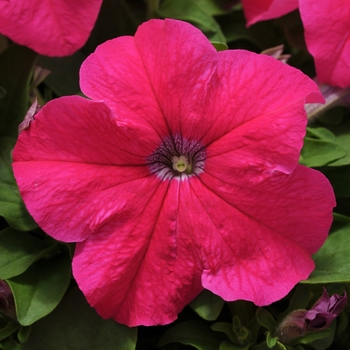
[172,155,188,173]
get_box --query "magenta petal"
[300,0,350,87]
[242,0,298,26]
[73,180,203,326]
[12,96,159,242]
[80,19,219,139]
[13,161,157,242]
[0,0,102,56]
[202,50,324,175]
[195,165,335,305]
[13,96,159,164]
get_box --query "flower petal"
[242,0,298,26]
[189,165,335,305]
[202,50,324,175]
[73,180,203,326]
[0,0,102,56]
[80,19,219,139]
[13,96,158,165]
[12,96,160,242]
[13,161,157,242]
[300,0,350,87]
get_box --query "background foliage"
[1,0,350,349]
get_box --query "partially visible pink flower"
[242,0,350,87]
[242,0,298,25]
[306,288,348,330]
[12,19,335,326]
[0,0,102,56]
[0,280,16,320]
[276,288,347,343]
[300,0,350,88]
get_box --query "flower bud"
[0,279,16,320]
[305,288,348,330]
[275,288,347,344]
[275,309,308,343]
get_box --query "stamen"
[172,155,188,172]
[148,134,206,180]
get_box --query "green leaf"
[303,223,350,283]
[266,332,277,348]
[17,326,31,343]
[0,45,37,138]
[0,227,57,279]
[0,338,21,350]
[0,137,16,186]
[157,0,226,43]
[212,41,228,51]
[333,212,350,223]
[22,287,137,350]
[306,127,336,141]
[7,252,71,326]
[0,183,38,230]
[300,137,345,167]
[256,309,277,333]
[211,322,237,343]
[212,316,252,346]
[185,0,233,16]
[297,325,334,350]
[159,320,224,350]
[0,321,19,341]
[0,137,37,231]
[189,289,225,321]
[327,118,350,166]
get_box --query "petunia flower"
[0,0,103,57]
[12,19,335,326]
[275,288,347,343]
[242,0,350,88]
[0,280,16,320]
[305,288,348,330]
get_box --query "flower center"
[172,155,190,173]
[148,135,206,180]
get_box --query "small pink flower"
[12,19,335,326]
[242,0,350,88]
[306,288,348,330]
[0,0,102,56]
[276,288,347,343]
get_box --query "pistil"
[148,135,205,180]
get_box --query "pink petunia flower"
[242,0,350,88]
[306,288,348,330]
[276,288,347,343]
[0,0,102,56]
[12,19,335,327]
